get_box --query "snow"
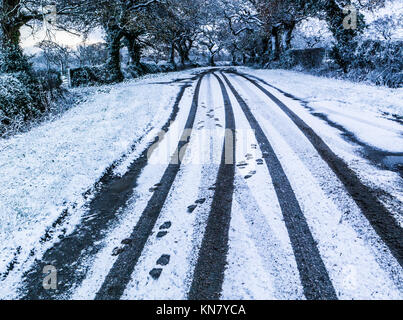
[122,73,225,299]
[238,67,403,225]
[0,69,201,281]
[225,72,403,299]
[220,74,304,299]
[1,67,401,300]
[72,76,199,299]
[239,68,403,152]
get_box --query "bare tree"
[369,13,402,40]
[37,40,71,73]
[75,43,108,67]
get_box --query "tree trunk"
[261,35,270,57]
[182,49,190,64]
[124,33,142,66]
[178,46,186,65]
[105,25,124,83]
[169,42,176,66]
[179,50,191,65]
[271,26,281,60]
[324,0,365,72]
[282,21,296,51]
[0,0,29,73]
[232,52,237,65]
[176,40,192,66]
[1,0,43,113]
[1,0,23,46]
[2,24,21,50]
[209,54,216,67]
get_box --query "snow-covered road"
[0,67,402,300]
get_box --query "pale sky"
[21,26,105,54]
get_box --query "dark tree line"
[2,0,398,127]
[1,0,390,84]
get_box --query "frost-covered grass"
[0,69,199,274]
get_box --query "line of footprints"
[145,147,262,281]
[149,192,207,280]
[112,145,264,273]
[197,103,222,130]
[237,144,264,179]
[150,220,172,280]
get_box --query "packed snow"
[0,69,201,279]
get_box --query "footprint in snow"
[244,169,257,180]
[195,198,206,204]
[149,254,171,280]
[159,221,172,230]
[149,268,163,280]
[157,231,168,238]
[157,221,171,238]
[156,254,170,266]
[237,161,248,169]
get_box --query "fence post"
[67,68,72,87]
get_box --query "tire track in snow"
[120,73,224,299]
[19,80,194,300]
[223,175,304,299]
[94,74,206,300]
[232,71,403,268]
[221,72,337,300]
[188,73,236,300]
[225,72,403,296]
[237,72,403,177]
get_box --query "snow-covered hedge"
[125,62,177,78]
[272,48,326,69]
[1,45,65,136]
[69,65,106,87]
[0,73,39,124]
[36,69,63,91]
[350,40,402,88]
[265,40,402,88]
[70,62,179,87]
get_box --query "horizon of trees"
[2,0,401,128]
[1,0,398,83]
